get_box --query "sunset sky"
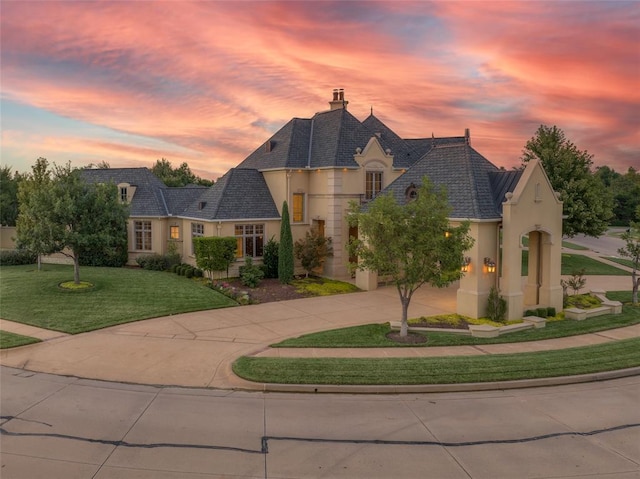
[2,1,638,181]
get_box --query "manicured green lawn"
[0,331,41,349]
[233,337,640,385]
[273,292,639,348]
[561,240,589,250]
[522,251,630,276]
[602,257,635,269]
[1,264,237,333]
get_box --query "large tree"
[347,178,474,337]
[17,160,128,283]
[521,125,613,237]
[0,165,24,226]
[151,158,213,187]
[16,158,59,269]
[596,166,640,227]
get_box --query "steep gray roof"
[381,142,503,219]
[180,168,279,220]
[162,186,208,216]
[81,168,169,216]
[489,170,523,213]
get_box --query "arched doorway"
[522,230,552,307]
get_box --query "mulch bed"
[227,278,309,303]
[408,319,471,330]
[385,332,429,344]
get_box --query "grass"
[272,291,639,348]
[233,337,640,385]
[522,251,630,276]
[0,331,41,349]
[0,264,238,334]
[602,257,636,269]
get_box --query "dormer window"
[365,171,382,200]
[119,187,128,203]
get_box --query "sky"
[1,1,639,182]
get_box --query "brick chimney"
[329,88,348,110]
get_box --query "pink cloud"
[1,1,638,178]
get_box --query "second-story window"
[292,193,305,222]
[365,171,382,200]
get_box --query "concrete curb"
[232,366,640,394]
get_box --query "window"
[134,221,152,250]
[191,223,204,254]
[170,225,180,240]
[235,224,264,258]
[292,193,305,222]
[365,171,383,200]
[120,187,128,202]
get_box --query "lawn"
[602,257,636,269]
[0,264,237,333]
[522,251,630,276]
[233,337,640,385]
[273,292,639,348]
[0,331,41,349]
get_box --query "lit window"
[170,225,180,240]
[292,193,305,222]
[235,224,264,258]
[120,187,128,202]
[365,171,382,200]
[191,223,204,255]
[134,221,152,250]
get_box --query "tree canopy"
[521,125,613,237]
[347,177,474,337]
[151,158,213,187]
[618,222,640,305]
[595,166,640,227]
[17,159,129,282]
[0,165,24,226]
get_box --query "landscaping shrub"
[294,229,333,278]
[0,249,36,266]
[486,286,507,323]
[547,307,556,317]
[79,241,128,267]
[524,309,537,317]
[536,307,548,318]
[194,236,237,280]
[262,236,279,278]
[278,201,294,283]
[185,267,194,278]
[170,263,179,273]
[136,254,169,271]
[240,257,264,288]
[194,268,203,278]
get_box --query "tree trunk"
[37,254,42,271]
[400,296,410,337]
[632,271,639,305]
[73,255,81,284]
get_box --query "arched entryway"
[522,229,554,308]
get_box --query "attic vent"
[198,201,207,210]
[265,140,274,152]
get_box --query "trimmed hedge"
[0,249,37,266]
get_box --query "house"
[83,89,563,320]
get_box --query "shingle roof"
[381,142,505,219]
[81,168,169,216]
[488,170,523,213]
[180,168,280,220]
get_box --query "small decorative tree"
[194,236,237,281]
[566,269,587,295]
[278,201,294,283]
[294,230,333,278]
[618,222,640,305]
[240,257,264,288]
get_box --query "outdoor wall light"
[484,257,496,273]
[461,257,471,272]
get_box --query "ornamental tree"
[278,201,294,283]
[618,223,640,305]
[294,229,333,278]
[347,177,474,337]
[193,236,237,280]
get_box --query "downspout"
[496,222,502,290]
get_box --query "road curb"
[232,366,640,394]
